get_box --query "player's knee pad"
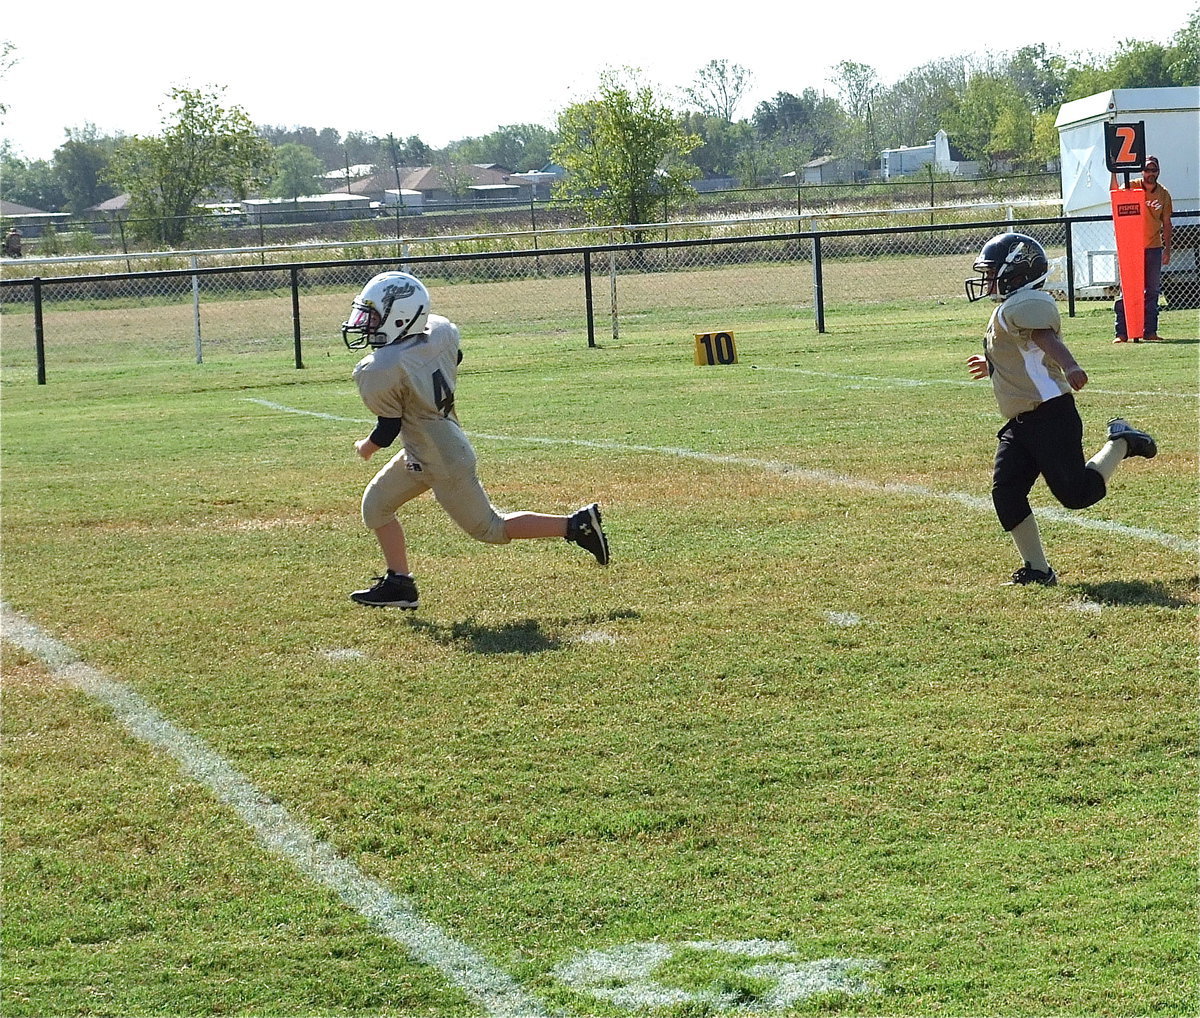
[463,511,510,545]
[361,486,397,531]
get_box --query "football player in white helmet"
[964,233,1157,586]
[342,271,609,608]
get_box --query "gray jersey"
[353,315,509,544]
[983,288,1071,420]
[352,314,472,476]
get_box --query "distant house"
[331,164,523,205]
[242,192,374,224]
[382,189,425,212]
[507,167,563,200]
[781,156,868,185]
[879,129,978,180]
[87,194,131,214]
[321,164,376,187]
[469,183,522,203]
[691,175,739,193]
[1,199,70,236]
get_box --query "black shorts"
[992,394,1106,530]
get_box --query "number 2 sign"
[1104,121,1146,174]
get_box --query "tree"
[751,90,843,173]
[1101,39,1184,88]
[552,69,700,228]
[108,86,273,245]
[53,125,120,213]
[1065,37,1188,99]
[988,103,1034,163]
[733,138,774,187]
[0,40,16,121]
[341,130,387,168]
[269,142,324,199]
[874,58,969,150]
[683,60,754,121]
[448,124,555,171]
[944,73,1033,165]
[1169,8,1199,83]
[0,147,66,210]
[828,61,881,162]
[681,113,754,179]
[1004,44,1067,112]
[382,134,433,167]
[437,159,476,202]
[753,91,837,143]
[1031,111,1060,168]
[257,125,345,170]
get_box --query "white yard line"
[748,364,1200,398]
[0,604,551,1018]
[749,364,1200,400]
[245,398,1196,556]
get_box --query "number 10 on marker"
[694,331,738,365]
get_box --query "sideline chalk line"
[0,604,551,1018]
[245,398,1196,556]
[750,365,1200,400]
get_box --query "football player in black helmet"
[964,233,1157,586]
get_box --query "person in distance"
[1110,154,1173,343]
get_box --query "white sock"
[1009,514,1050,572]
[1086,440,1125,483]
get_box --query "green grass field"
[2,287,1197,1017]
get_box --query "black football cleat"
[1005,564,1058,587]
[1107,418,1157,459]
[566,503,610,566]
[350,570,419,608]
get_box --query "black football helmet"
[965,233,1049,302]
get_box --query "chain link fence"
[2,212,1196,383]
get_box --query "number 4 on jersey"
[431,368,455,417]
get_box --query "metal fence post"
[813,233,826,334]
[1064,222,1077,318]
[191,256,202,364]
[609,250,619,343]
[290,267,304,369]
[33,276,46,385]
[583,250,596,349]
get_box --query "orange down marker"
[1111,187,1146,341]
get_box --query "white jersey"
[983,288,1071,420]
[352,314,474,477]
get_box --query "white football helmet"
[342,271,431,349]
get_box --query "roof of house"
[2,198,52,216]
[329,165,514,196]
[87,194,131,212]
[321,164,375,180]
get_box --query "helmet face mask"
[965,265,999,303]
[342,305,383,346]
[342,272,431,349]
[966,233,1049,303]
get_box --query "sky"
[1,0,1195,163]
